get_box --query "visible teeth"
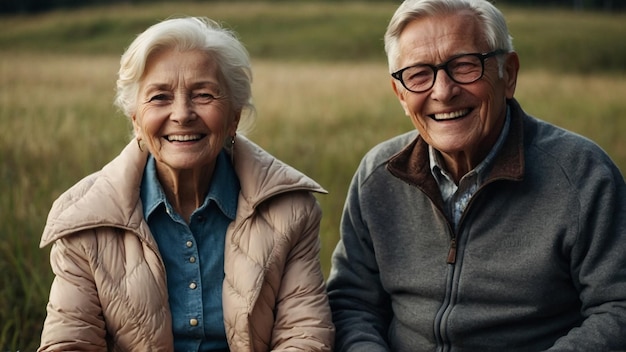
[167,134,201,142]
[433,109,469,120]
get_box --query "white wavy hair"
[114,16,256,135]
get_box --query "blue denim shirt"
[141,151,238,352]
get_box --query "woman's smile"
[164,134,206,142]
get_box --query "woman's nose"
[170,96,196,124]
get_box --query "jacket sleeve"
[270,193,335,352]
[326,166,393,352]
[38,232,108,352]
[546,162,626,351]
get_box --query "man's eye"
[405,68,432,83]
[408,70,431,79]
[452,61,478,69]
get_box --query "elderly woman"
[38,17,334,351]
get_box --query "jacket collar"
[387,98,525,208]
[40,141,150,248]
[41,135,326,248]
[228,134,327,217]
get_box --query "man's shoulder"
[522,115,622,183]
[364,130,418,163]
[524,115,609,161]
[351,130,418,185]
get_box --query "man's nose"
[430,69,460,101]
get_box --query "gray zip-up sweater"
[327,99,626,352]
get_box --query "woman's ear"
[131,114,142,137]
[229,111,241,136]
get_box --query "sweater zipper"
[401,170,517,350]
[435,251,457,352]
[447,237,457,264]
[445,177,505,264]
[438,221,458,352]
[436,180,505,349]
[403,178,465,350]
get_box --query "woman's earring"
[136,137,144,152]
[230,135,236,164]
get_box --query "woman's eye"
[148,94,170,102]
[193,93,216,102]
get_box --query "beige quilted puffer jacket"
[38,135,334,351]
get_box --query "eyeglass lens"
[400,54,485,93]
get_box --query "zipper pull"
[447,238,457,264]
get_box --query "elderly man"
[327,0,626,351]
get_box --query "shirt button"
[186,241,193,248]
[189,282,197,290]
[189,256,196,263]
[189,318,198,326]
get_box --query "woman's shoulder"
[39,172,101,247]
[41,142,147,248]
[234,136,326,202]
[49,172,102,217]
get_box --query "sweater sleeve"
[546,158,626,351]
[38,234,108,352]
[327,164,393,352]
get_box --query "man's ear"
[503,51,520,99]
[391,79,411,116]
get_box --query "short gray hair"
[384,0,514,74]
[114,17,255,134]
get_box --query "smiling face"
[133,48,240,175]
[392,11,518,170]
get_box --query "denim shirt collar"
[141,150,239,221]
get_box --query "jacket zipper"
[447,237,457,264]
[437,229,458,352]
[395,153,520,350]
[435,179,508,350]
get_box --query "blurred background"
[1,0,625,14]
[1,1,625,350]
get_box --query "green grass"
[1,2,625,350]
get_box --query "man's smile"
[429,108,471,121]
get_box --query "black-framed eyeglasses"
[391,49,506,93]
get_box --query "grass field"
[1,2,625,350]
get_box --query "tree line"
[1,0,624,16]
[503,0,622,10]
